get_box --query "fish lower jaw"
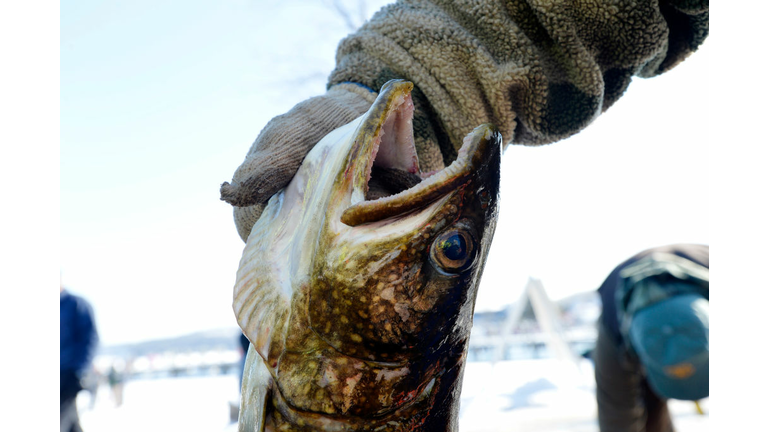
[268,374,447,432]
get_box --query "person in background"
[60,284,99,432]
[593,244,709,432]
[108,363,125,407]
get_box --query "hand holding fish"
[221,0,707,242]
[224,0,708,430]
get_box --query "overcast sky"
[60,0,710,346]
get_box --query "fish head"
[234,79,501,370]
[310,81,502,363]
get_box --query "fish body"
[234,80,501,431]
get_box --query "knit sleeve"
[327,0,708,172]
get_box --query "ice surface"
[457,359,708,432]
[78,359,708,432]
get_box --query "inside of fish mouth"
[364,94,424,201]
[365,166,422,200]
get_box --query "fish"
[233,79,502,431]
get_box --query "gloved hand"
[222,0,708,242]
[220,83,377,241]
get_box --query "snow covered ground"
[78,359,708,431]
[457,359,708,432]
[78,373,237,432]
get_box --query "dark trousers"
[61,370,83,432]
[593,321,675,432]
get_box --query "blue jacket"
[60,290,99,374]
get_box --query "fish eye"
[430,224,477,273]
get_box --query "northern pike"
[233,80,501,431]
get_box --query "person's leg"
[69,401,83,432]
[593,321,646,432]
[60,396,81,432]
[61,370,83,432]
[643,379,675,432]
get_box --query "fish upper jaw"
[342,80,418,206]
[334,79,502,228]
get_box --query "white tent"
[501,278,579,364]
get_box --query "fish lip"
[338,80,418,211]
[340,80,501,226]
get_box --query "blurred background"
[60,1,709,431]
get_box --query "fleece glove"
[222,0,708,242]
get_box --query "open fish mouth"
[340,80,500,226]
